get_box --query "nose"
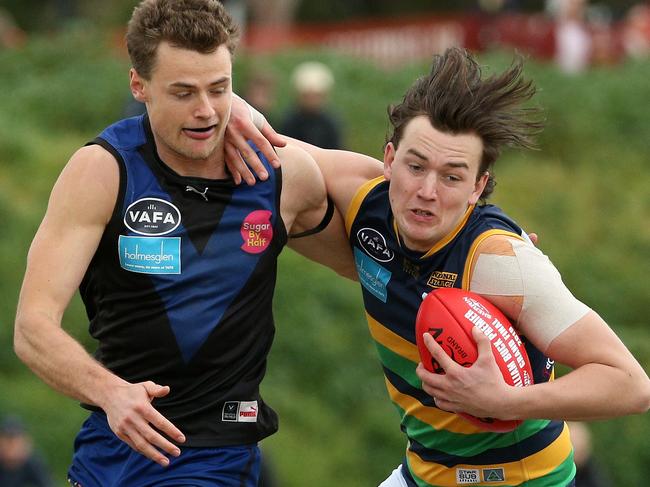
[193,92,216,119]
[417,174,438,200]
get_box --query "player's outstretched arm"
[14,146,184,466]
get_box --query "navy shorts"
[68,412,261,487]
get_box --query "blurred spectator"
[548,0,592,73]
[567,421,613,487]
[242,68,278,123]
[0,8,26,49]
[0,415,53,487]
[622,3,650,59]
[281,61,343,149]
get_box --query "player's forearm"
[14,313,127,408]
[507,363,650,421]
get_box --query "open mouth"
[185,124,217,133]
[412,209,433,217]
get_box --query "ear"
[383,142,396,181]
[129,68,148,103]
[469,171,489,204]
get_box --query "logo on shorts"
[124,198,181,236]
[222,401,258,423]
[456,468,480,484]
[356,227,394,262]
[240,210,273,254]
[482,468,505,482]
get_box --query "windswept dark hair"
[387,47,544,200]
[126,0,240,80]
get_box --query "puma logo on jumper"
[185,185,209,201]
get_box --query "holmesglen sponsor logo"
[356,227,394,262]
[119,236,181,274]
[124,197,181,236]
[354,247,391,303]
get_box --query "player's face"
[130,41,232,169]
[384,116,488,253]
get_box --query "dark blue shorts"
[68,412,261,487]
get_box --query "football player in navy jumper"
[14,1,351,486]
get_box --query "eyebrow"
[406,148,470,169]
[169,77,230,89]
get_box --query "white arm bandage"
[470,238,590,351]
[233,93,266,130]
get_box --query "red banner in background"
[243,12,628,68]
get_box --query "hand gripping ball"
[415,287,534,432]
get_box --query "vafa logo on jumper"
[357,227,394,262]
[124,198,181,236]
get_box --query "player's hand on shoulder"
[102,380,185,467]
[225,94,286,185]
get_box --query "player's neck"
[157,141,228,180]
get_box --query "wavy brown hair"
[387,47,544,200]
[126,0,240,80]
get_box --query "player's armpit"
[468,234,589,353]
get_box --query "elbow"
[623,372,650,415]
[13,316,33,365]
[634,377,650,414]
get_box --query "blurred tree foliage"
[1,27,649,487]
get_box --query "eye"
[408,163,424,173]
[174,91,191,99]
[210,87,227,95]
[444,174,462,182]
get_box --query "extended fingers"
[224,141,254,185]
[225,126,269,183]
[260,122,286,163]
[423,332,457,372]
[472,326,494,360]
[112,413,181,467]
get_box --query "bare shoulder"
[48,144,120,226]
[277,143,325,211]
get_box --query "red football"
[415,287,534,432]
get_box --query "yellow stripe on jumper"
[407,422,573,487]
[366,312,420,364]
[345,176,385,236]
